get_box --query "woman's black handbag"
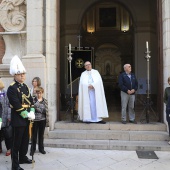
[2,123,12,139]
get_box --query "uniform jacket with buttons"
[7,80,34,127]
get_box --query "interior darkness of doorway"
[59,0,163,122]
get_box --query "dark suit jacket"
[7,80,33,127]
[118,72,138,95]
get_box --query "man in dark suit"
[118,64,138,124]
[7,56,35,170]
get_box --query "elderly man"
[78,61,108,123]
[7,56,35,170]
[118,64,138,124]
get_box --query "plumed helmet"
[9,55,26,76]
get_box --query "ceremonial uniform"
[7,55,35,170]
[7,81,34,169]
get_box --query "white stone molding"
[0,0,26,32]
[2,33,26,64]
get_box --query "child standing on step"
[30,87,48,155]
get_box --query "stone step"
[44,139,170,151]
[48,129,169,141]
[54,121,167,131]
[48,121,169,151]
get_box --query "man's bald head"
[123,64,131,74]
[84,61,92,71]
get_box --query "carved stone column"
[0,0,26,64]
[0,0,26,85]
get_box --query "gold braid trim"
[16,108,24,112]
[24,84,31,98]
[21,83,31,105]
[22,94,31,105]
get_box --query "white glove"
[27,111,35,120]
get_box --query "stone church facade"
[0,0,169,131]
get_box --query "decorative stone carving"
[0,0,26,32]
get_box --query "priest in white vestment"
[78,61,109,123]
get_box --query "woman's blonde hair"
[32,77,41,86]
[0,79,5,89]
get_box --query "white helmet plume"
[9,55,26,76]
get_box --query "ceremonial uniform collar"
[14,80,24,87]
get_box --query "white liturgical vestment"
[78,69,109,122]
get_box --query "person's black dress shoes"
[122,120,127,124]
[12,166,24,170]
[129,120,137,124]
[97,120,106,124]
[19,158,32,164]
[39,150,46,154]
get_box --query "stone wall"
[162,0,170,125]
[0,25,5,64]
[0,0,4,64]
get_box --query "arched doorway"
[80,1,134,121]
[59,0,162,122]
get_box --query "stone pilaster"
[162,0,170,126]
[45,0,58,130]
[22,0,46,87]
[23,0,58,130]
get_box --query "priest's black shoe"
[39,150,46,154]
[12,166,24,170]
[85,122,91,124]
[97,120,106,124]
[19,158,32,164]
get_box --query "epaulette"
[10,81,16,86]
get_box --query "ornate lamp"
[121,8,130,32]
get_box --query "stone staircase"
[44,121,170,151]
